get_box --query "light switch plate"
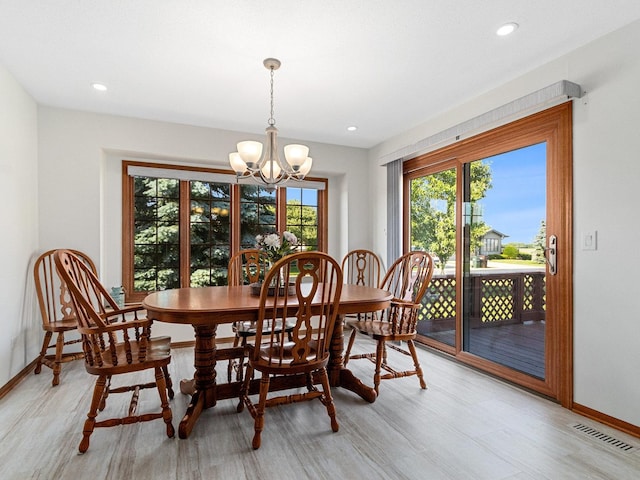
[582,230,597,250]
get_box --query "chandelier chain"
[268,66,275,127]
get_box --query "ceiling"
[2,1,640,149]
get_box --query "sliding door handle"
[544,235,557,275]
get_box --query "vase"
[267,260,283,288]
[248,259,294,297]
[110,286,125,308]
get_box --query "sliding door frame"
[403,102,573,407]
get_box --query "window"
[132,176,180,291]
[239,185,277,248]
[484,237,499,253]
[285,187,320,251]
[190,181,231,287]
[123,161,327,302]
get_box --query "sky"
[479,142,546,245]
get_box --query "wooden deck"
[418,321,546,379]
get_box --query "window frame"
[122,160,328,302]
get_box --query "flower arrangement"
[255,231,298,263]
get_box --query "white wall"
[369,20,640,427]
[0,63,39,386]
[37,108,371,341]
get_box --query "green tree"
[532,220,546,263]
[502,244,519,259]
[188,181,231,287]
[286,199,318,250]
[410,162,492,272]
[133,177,180,291]
[239,185,276,247]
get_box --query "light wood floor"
[1,338,639,480]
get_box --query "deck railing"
[418,270,546,335]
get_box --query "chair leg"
[374,339,385,395]
[162,365,175,399]
[228,334,241,383]
[318,367,339,432]
[252,374,270,450]
[236,337,248,383]
[51,331,66,386]
[154,367,175,438]
[407,340,427,389]
[305,372,315,391]
[237,364,253,413]
[34,331,52,375]
[79,375,107,453]
[343,327,358,367]
[98,375,111,411]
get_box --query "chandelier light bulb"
[261,159,282,180]
[299,157,312,177]
[229,152,247,174]
[237,141,263,168]
[284,144,310,169]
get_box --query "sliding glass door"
[462,145,546,379]
[410,164,458,348]
[404,103,573,405]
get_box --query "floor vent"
[571,423,637,452]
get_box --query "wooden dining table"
[142,283,392,439]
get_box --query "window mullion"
[230,184,241,254]
[276,188,287,232]
[179,180,191,288]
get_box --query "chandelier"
[229,58,312,188]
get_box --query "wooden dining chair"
[33,249,97,386]
[53,249,174,453]
[227,249,271,382]
[341,249,382,288]
[343,251,434,395]
[227,248,270,287]
[341,249,382,322]
[237,251,343,449]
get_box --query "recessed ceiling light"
[496,22,518,36]
[347,126,358,132]
[91,83,107,91]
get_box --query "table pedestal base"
[328,318,377,403]
[175,314,378,438]
[337,368,377,403]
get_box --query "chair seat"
[42,317,80,332]
[83,336,171,375]
[250,340,328,376]
[346,319,417,341]
[256,341,319,364]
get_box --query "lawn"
[491,259,542,266]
